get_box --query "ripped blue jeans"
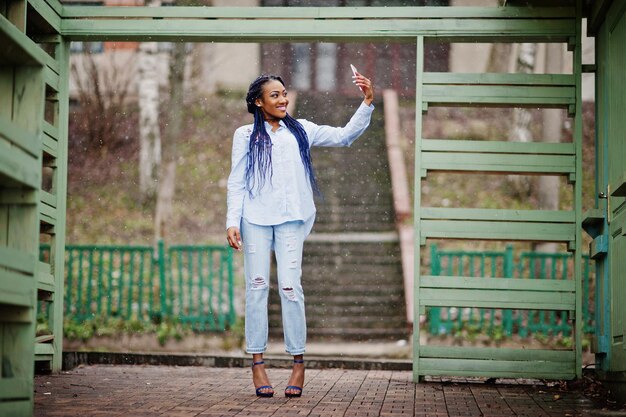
[241,218,307,355]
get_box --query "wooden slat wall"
[412,3,584,381]
[0,2,45,415]
[27,0,69,373]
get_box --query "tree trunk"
[534,43,564,256]
[137,0,162,202]
[154,40,186,242]
[507,43,537,196]
[486,43,513,73]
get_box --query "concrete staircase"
[268,93,409,342]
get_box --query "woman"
[226,72,374,398]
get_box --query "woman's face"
[255,79,289,121]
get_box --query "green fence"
[428,245,594,337]
[40,241,235,331]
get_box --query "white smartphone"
[350,64,363,92]
[350,64,358,77]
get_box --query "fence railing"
[428,245,594,337]
[39,241,235,331]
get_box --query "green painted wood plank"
[572,0,583,379]
[420,345,575,362]
[418,358,574,379]
[421,139,575,155]
[27,0,61,33]
[0,190,38,205]
[34,342,54,355]
[44,67,60,93]
[37,261,55,292]
[39,205,56,226]
[39,200,56,221]
[38,261,51,274]
[59,18,574,42]
[0,246,36,274]
[60,6,576,19]
[0,145,40,189]
[420,207,575,223]
[29,34,63,44]
[423,85,575,106]
[423,72,575,86]
[13,65,45,136]
[0,114,40,157]
[40,190,56,209]
[42,132,58,158]
[0,400,32,416]
[43,0,63,17]
[37,280,55,293]
[44,56,61,76]
[413,36,424,383]
[47,40,70,372]
[0,270,35,307]
[42,120,58,139]
[420,219,575,242]
[0,378,31,400]
[37,272,55,292]
[420,287,575,310]
[0,305,33,323]
[0,68,13,121]
[420,276,575,292]
[422,151,574,174]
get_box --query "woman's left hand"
[353,72,374,106]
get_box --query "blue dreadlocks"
[244,74,320,197]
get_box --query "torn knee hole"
[251,276,267,289]
[282,287,296,301]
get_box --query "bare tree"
[486,43,513,73]
[70,48,133,154]
[137,0,163,202]
[154,40,186,242]
[534,43,564,254]
[154,0,208,241]
[507,43,537,196]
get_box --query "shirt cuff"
[226,217,241,231]
[359,101,375,112]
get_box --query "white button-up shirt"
[226,101,374,231]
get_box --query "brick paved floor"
[34,365,618,417]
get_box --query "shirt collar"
[264,119,287,131]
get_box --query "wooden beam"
[420,207,575,223]
[61,6,576,19]
[420,219,575,242]
[59,7,576,42]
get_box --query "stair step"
[270,319,407,331]
[312,225,395,232]
[303,275,403,286]
[304,256,401,265]
[269,327,409,341]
